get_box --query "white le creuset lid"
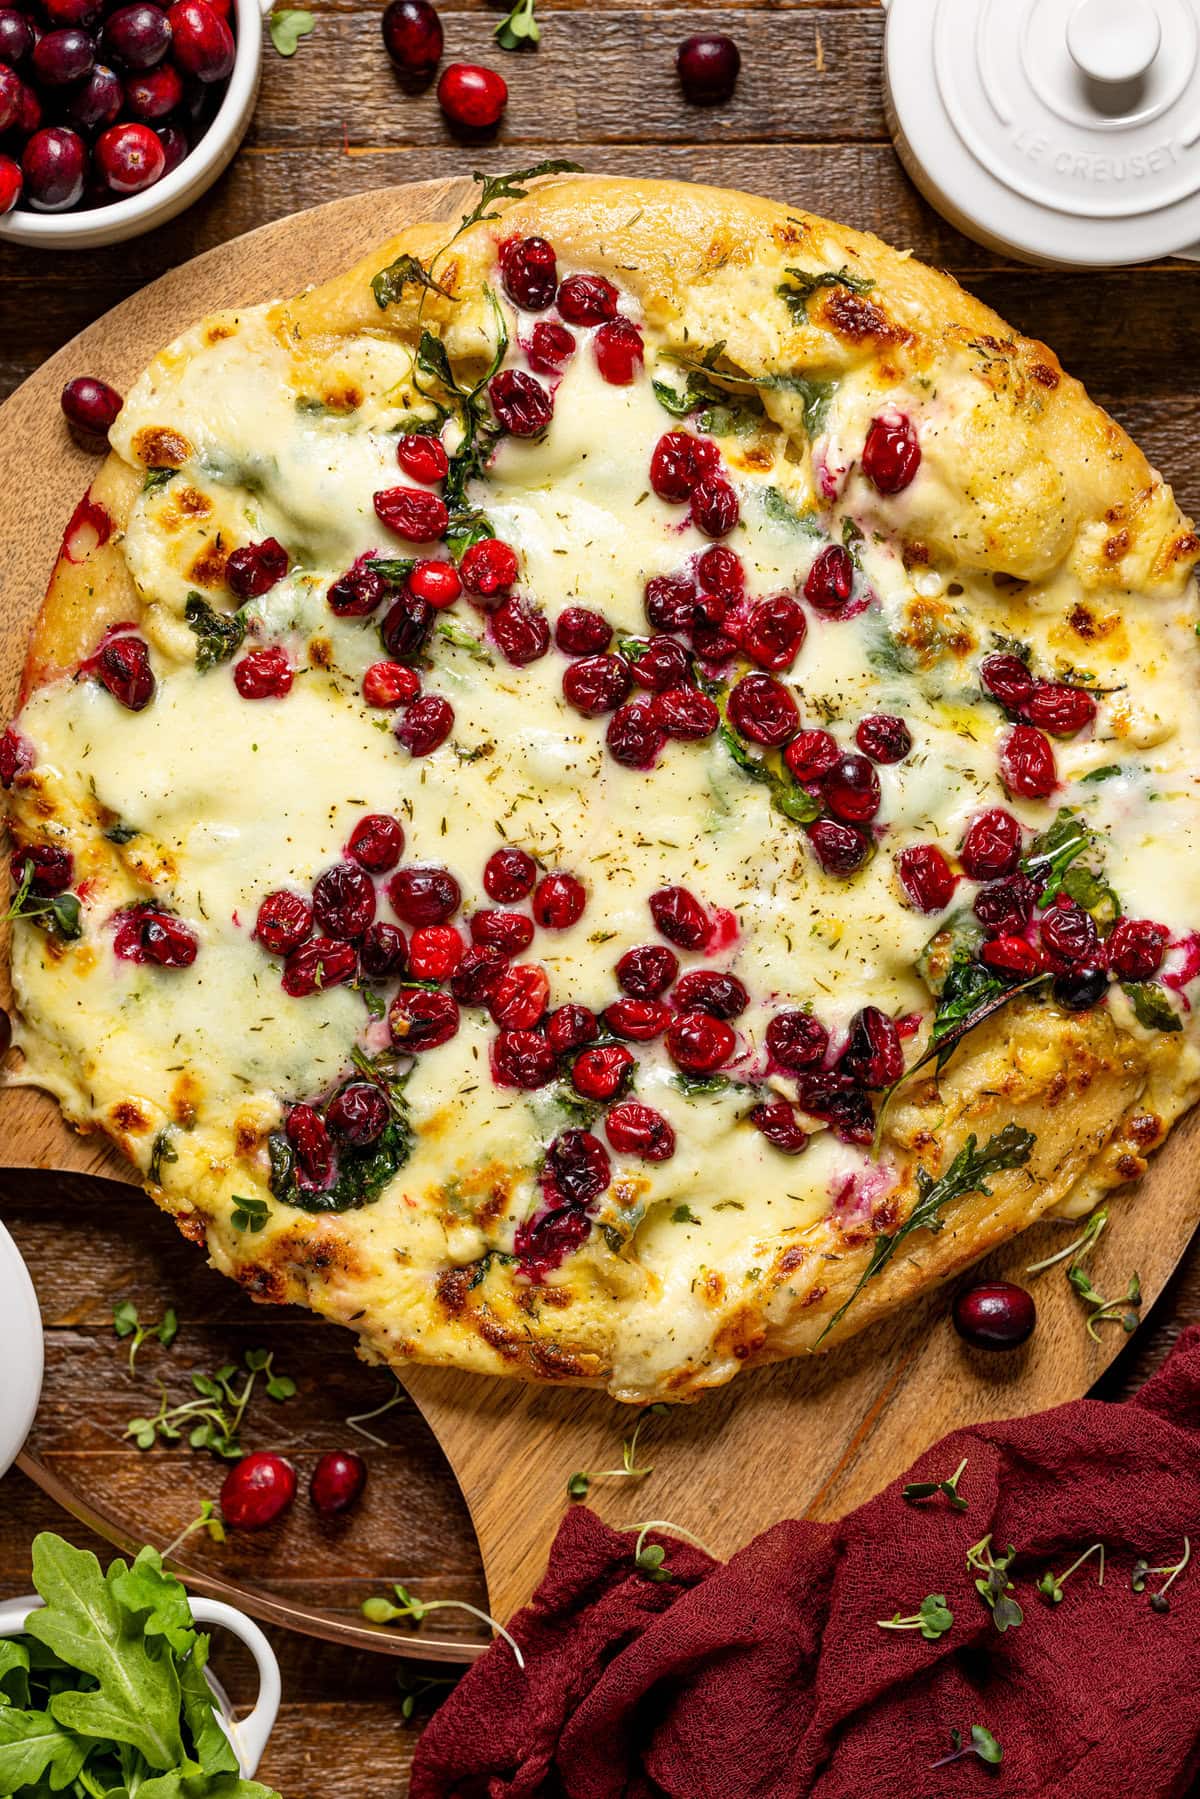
[0,1220,43,1481]
[883,0,1200,267]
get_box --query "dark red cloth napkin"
[411,1328,1200,1799]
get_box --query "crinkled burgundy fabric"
[411,1327,1200,1798]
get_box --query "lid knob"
[1066,0,1162,85]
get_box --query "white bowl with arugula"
[0,1533,281,1794]
[0,1221,42,1483]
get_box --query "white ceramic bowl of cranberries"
[0,0,269,249]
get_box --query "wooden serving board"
[3,177,1200,1659]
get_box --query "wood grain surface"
[3,0,1200,1791]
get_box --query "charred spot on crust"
[1030,362,1060,389]
[476,1314,521,1361]
[308,637,334,670]
[1103,530,1131,563]
[173,1210,207,1246]
[204,323,236,344]
[132,426,191,469]
[321,382,364,413]
[1116,1153,1145,1180]
[1127,1112,1162,1148]
[436,1266,473,1315]
[111,1099,149,1133]
[527,1336,586,1380]
[187,535,229,588]
[821,287,910,346]
[236,1263,289,1302]
[777,1245,806,1276]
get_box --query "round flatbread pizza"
[5,171,1200,1402]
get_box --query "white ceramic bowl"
[0,1595,281,1778]
[0,0,272,251]
[0,1220,43,1481]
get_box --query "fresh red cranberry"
[1039,896,1098,967]
[493,1028,555,1088]
[348,813,404,874]
[526,320,576,375]
[691,474,739,538]
[156,124,190,175]
[0,155,20,215]
[460,537,518,598]
[312,863,376,941]
[490,596,550,666]
[167,0,233,79]
[616,943,678,998]
[489,369,552,438]
[644,572,698,630]
[471,909,533,955]
[673,970,747,1018]
[594,317,643,385]
[649,431,715,504]
[437,60,506,129]
[94,117,166,196]
[824,753,880,823]
[359,921,407,978]
[22,128,87,212]
[61,376,122,444]
[562,655,631,717]
[740,595,807,671]
[395,692,453,755]
[676,31,740,103]
[381,0,442,81]
[666,1010,734,1072]
[605,1101,675,1162]
[973,873,1036,936]
[388,865,460,926]
[13,843,73,895]
[1000,724,1057,799]
[572,1043,634,1101]
[65,60,120,129]
[960,808,1022,880]
[606,697,666,770]
[891,842,956,917]
[282,937,358,996]
[234,646,292,700]
[226,537,288,601]
[533,871,585,929]
[0,63,22,132]
[374,485,448,542]
[396,434,449,485]
[649,885,710,951]
[123,61,182,119]
[500,233,557,311]
[555,606,611,655]
[221,1452,297,1531]
[627,635,689,692]
[0,730,33,789]
[363,661,420,708]
[1021,683,1097,737]
[804,544,854,612]
[980,653,1035,712]
[310,1449,367,1516]
[728,673,799,747]
[952,1281,1036,1351]
[408,559,460,609]
[0,10,33,64]
[450,944,507,1004]
[605,997,671,1041]
[839,1006,903,1089]
[556,273,618,325]
[1107,917,1167,981]
[545,1003,597,1055]
[765,1009,827,1071]
[806,817,872,876]
[326,1083,390,1147]
[33,26,94,84]
[751,1101,808,1154]
[255,889,312,956]
[784,729,840,783]
[97,635,154,710]
[389,986,460,1049]
[544,1129,610,1207]
[1053,966,1108,1011]
[980,935,1043,978]
[488,963,550,1032]
[408,924,464,981]
[856,714,911,764]
[381,593,435,663]
[484,846,536,903]
[862,414,920,494]
[103,2,167,66]
[654,686,718,741]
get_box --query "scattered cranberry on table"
[61,373,122,444]
[220,1450,297,1530]
[310,1449,368,1517]
[952,1281,1036,1351]
[437,60,506,132]
[676,32,740,105]
[381,0,442,84]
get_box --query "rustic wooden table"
[3,0,1200,1791]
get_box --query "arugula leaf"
[184,594,245,672]
[761,485,822,536]
[436,618,491,660]
[270,1049,415,1214]
[135,1768,279,1799]
[364,556,416,584]
[1122,982,1182,1033]
[1019,808,1091,906]
[1079,764,1122,784]
[176,1634,240,1776]
[651,361,763,436]
[0,1642,30,1709]
[454,160,581,238]
[817,1125,1035,1343]
[372,253,454,311]
[0,1704,88,1789]
[717,718,822,825]
[494,0,538,48]
[110,1547,197,1660]
[267,7,313,55]
[777,264,875,322]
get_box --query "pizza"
[5,170,1200,1403]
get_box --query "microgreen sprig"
[630,1520,716,1584]
[1025,1204,1141,1340]
[125,1348,296,1460]
[396,1669,456,1723]
[903,1456,969,1512]
[160,1500,227,1559]
[362,1585,525,1668]
[1026,1206,1108,1274]
[4,856,81,939]
[112,1300,179,1375]
[345,1376,407,1447]
[966,1535,1023,1632]
[1132,1537,1190,1613]
[567,1404,668,1500]
[930,1725,1003,1769]
[494,0,538,49]
[876,1593,953,1641]
[1036,1541,1104,1605]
